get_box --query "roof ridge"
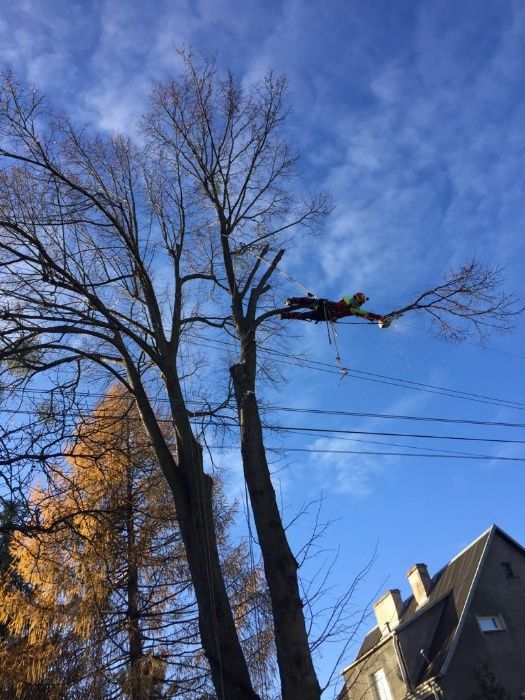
[436,525,494,571]
[438,525,495,676]
[421,525,495,592]
[347,525,512,673]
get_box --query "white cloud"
[282,2,525,300]
[292,382,442,498]
[306,436,386,497]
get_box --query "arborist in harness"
[280,292,392,327]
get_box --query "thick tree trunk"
[128,373,259,700]
[231,354,322,700]
[168,440,260,700]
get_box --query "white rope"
[230,234,315,298]
[268,262,313,297]
[323,306,350,381]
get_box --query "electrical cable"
[2,335,523,411]
[3,396,525,429]
[3,405,525,448]
[276,429,483,459]
[271,407,525,429]
[207,445,525,462]
[187,332,525,410]
[258,425,525,445]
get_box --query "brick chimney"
[373,589,403,635]
[407,563,431,607]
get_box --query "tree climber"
[280,292,391,327]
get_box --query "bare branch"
[386,259,522,341]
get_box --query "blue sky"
[2,0,525,693]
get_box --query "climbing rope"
[231,235,356,380]
[229,234,315,298]
[269,262,313,297]
[322,304,350,381]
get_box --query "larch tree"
[0,54,520,699]
[0,386,275,699]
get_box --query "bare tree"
[0,70,257,699]
[0,54,520,700]
[144,55,332,699]
[143,53,521,699]
[384,259,521,341]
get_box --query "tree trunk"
[169,440,260,700]
[128,372,259,700]
[125,464,146,700]
[231,353,322,700]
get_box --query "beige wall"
[340,636,407,700]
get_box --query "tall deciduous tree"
[0,66,258,699]
[0,54,520,699]
[143,53,520,699]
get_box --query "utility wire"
[2,332,523,413]
[3,337,523,411]
[2,406,524,446]
[3,399,525,430]
[277,429,484,459]
[193,328,525,405]
[272,407,525,429]
[204,445,525,462]
[192,334,525,411]
[256,425,525,445]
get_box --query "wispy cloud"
[285,1,525,296]
[290,388,437,497]
[304,436,387,498]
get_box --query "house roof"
[348,524,525,683]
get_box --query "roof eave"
[340,630,393,675]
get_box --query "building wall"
[443,533,525,699]
[340,636,407,699]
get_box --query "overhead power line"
[208,445,525,462]
[192,334,525,411]
[271,406,525,428]
[3,395,525,429]
[2,404,524,445]
[260,425,525,445]
[1,332,523,412]
[201,331,525,406]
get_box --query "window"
[477,615,506,633]
[371,668,393,700]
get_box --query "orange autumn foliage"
[0,387,275,698]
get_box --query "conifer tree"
[0,388,275,698]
